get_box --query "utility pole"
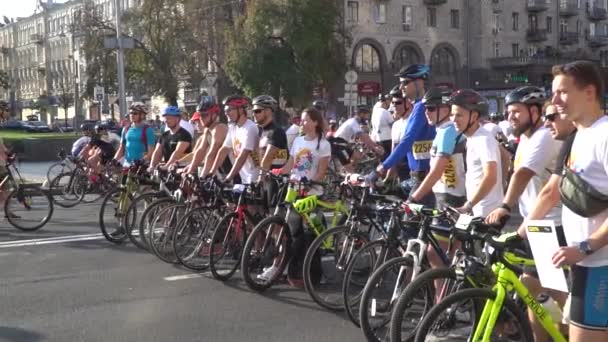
[115,0,127,119]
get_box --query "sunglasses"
[391,100,403,105]
[543,112,559,122]
[400,79,413,86]
[252,108,265,114]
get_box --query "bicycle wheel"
[136,197,176,251]
[99,188,132,243]
[149,203,188,264]
[390,267,463,342]
[4,186,54,231]
[360,255,417,342]
[173,206,218,270]
[303,225,368,311]
[343,240,387,327]
[124,192,167,249]
[49,172,85,208]
[209,212,247,281]
[241,215,291,293]
[46,160,74,184]
[414,288,533,342]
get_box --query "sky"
[0,0,68,21]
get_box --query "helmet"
[395,64,431,80]
[252,95,278,110]
[505,86,546,107]
[222,94,250,108]
[94,123,107,132]
[312,100,327,111]
[378,93,390,102]
[129,102,147,115]
[356,105,371,114]
[197,96,220,114]
[162,105,181,117]
[389,84,403,98]
[80,123,94,133]
[422,87,452,106]
[449,89,489,117]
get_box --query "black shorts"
[569,264,608,330]
[328,137,353,166]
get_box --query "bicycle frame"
[473,256,567,342]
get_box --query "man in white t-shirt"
[449,89,503,217]
[333,105,383,170]
[371,94,393,160]
[285,116,301,150]
[210,95,260,184]
[550,61,608,339]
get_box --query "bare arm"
[469,161,498,207]
[201,125,228,177]
[517,174,561,237]
[260,145,279,172]
[411,156,449,201]
[279,156,295,175]
[149,144,163,169]
[113,144,125,161]
[209,146,230,177]
[165,141,191,166]
[225,149,252,181]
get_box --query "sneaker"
[256,265,280,281]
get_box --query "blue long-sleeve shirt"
[382,101,436,172]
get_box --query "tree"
[56,77,74,129]
[224,0,348,104]
[0,70,9,90]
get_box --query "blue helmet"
[395,64,431,80]
[162,105,181,117]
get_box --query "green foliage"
[225,0,347,104]
[0,70,9,89]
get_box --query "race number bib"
[412,140,432,160]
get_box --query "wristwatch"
[577,240,594,256]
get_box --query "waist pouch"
[559,167,608,218]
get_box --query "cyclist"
[0,101,10,212]
[449,89,504,216]
[149,105,193,170]
[371,64,436,205]
[550,61,608,340]
[312,99,329,122]
[79,124,117,179]
[71,124,93,158]
[209,95,260,184]
[271,107,332,287]
[184,96,228,177]
[113,102,156,165]
[371,93,393,160]
[286,115,301,150]
[387,86,412,182]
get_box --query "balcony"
[526,29,548,42]
[587,5,608,21]
[30,33,43,44]
[559,0,579,16]
[423,0,447,5]
[489,56,555,68]
[559,31,579,45]
[587,33,608,47]
[527,0,549,12]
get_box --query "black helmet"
[357,105,371,114]
[449,89,489,117]
[80,123,94,133]
[222,94,250,108]
[312,100,327,111]
[422,87,452,106]
[197,96,215,112]
[252,95,278,110]
[389,84,403,98]
[378,93,390,102]
[94,124,107,132]
[505,86,546,107]
[395,64,431,80]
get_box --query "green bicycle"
[240,175,349,292]
[414,232,567,342]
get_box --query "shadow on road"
[62,239,150,254]
[0,326,45,342]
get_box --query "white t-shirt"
[335,118,363,143]
[498,120,512,138]
[391,117,408,145]
[371,103,393,142]
[562,116,608,267]
[286,124,300,150]
[290,135,332,181]
[514,127,562,222]
[164,119,195,138]
[483,122,502,140]
[222,119,260,184]
[465,127,504,217]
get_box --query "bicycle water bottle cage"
[293,195,319,214]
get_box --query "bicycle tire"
[303,225,368,311]
[99,188,132,243]
[209,212,246,281]
[172,206,218,271]
[413,288,534,342]
[148,203,187,264]
[241,215,291,293]
[137,197,176,251]
[49,172,85,208]
[5,186,54,231]
[46,160,74,184]
[124,192,167,249]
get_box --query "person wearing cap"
[149,105,193,170]
[162,108,195,138]
[113,102,157,164]
[371,64,436,205]
[371,93,393,160]
[332,105,384,171]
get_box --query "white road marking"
[0,233,104,248]
[164,273,207,281]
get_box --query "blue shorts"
[570,264,608,330]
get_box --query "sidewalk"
[11,161,55,182]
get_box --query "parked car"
[22,121,52,133]
[0,120,24,130]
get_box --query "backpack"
[122,124,151,152]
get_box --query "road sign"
[345,70,358,84]
[344,84,357,92]
[94,86,104,102]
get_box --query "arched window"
[354,44,381,73]
[430,47,456,77]
[396,46,421,68]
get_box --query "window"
[560,18,568,33]
[347,1,359,22]
[546,16,552,33]
[450,10,460,29]
[512,12,519,31]
[402,5,412,31]
[529,14,538,31]
[397,46,421,67]
[494,13,501,31]
[354,44,380,73]
[512,43,519,57]
[604,23,608,35]
[577,20,581,33]
[427,7,437,27]
[374,3,386,24]
[590,22,596,36]
[494,41,500,57]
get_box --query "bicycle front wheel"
[149,203,188,264]
[5,186,54,231]
[209,212,247,281]
[99,188,132,243]
[172,206,218,270]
